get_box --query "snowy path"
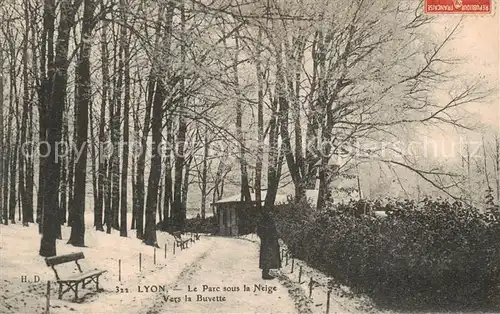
[144,237,298,314]
[1,222,305,314]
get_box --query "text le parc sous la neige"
[116,283,278,303]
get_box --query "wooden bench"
[173,231,190,250]
[190,232,200,243]
[45,252,107,301]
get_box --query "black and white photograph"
[0,0,498,313]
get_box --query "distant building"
[212,190,318,236]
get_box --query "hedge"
[274,198,500,312]
[157,215,218,234]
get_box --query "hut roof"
[213,190,319,207]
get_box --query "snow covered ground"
[1,215,386,314]
[238,234,392,314]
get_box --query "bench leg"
[74,282,79,301]
[82,278,86,289]
[96,276,100,290]
[58,283,63,300]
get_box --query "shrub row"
[157,215,218,234]
[274,198,500,312]
[184,215,218,234]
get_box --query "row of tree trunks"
[132,2,168,239]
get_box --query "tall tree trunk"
[26,101,34,223]
[67,97,76,227]
[68,0,96,247]
[131,151,136,229]
[233,32,251,202]
[163,119,173,222]
[200,132,209,219]
[26,0,38,225]
[8,44,18,224]
[158,176,163,223]
[173,0,186,231]
[254,28,264,211]
[37,0,56,232]
[119,1,130,237]
[173,118,187,230]
[90,103,98,226]
[105,158,112,233]
[96,0,108,232]
[40,0,81,257]
[143,76,165,246]
[60,108,69,225]
[37,79,48,231]
[143,0,174,241]
[107,38,117,232]
[111,23,122,231]
[0,48,5,225]
[274,38,303,203]
[305,31,321,189]
[315,33,344,210]
[3,99,11,225]
[135,69,154,239]
[181,156,192,217]
[290,36,306,201]
[20,0,31,225]
[131,71,140,230]
[264,94,280,208]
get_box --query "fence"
[279,246,351,314]
[41,233,201,314]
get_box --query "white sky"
[414,12,500,160]
[455,13,499,127]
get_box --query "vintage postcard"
[0,0,499,313]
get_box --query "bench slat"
[58,269,107,282]
[46,252,85,266]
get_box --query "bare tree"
[0,44,4,225]
[68,0,97,247]
[39,0,82,257]
[119,0,130,237]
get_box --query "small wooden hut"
[212,191,318,236]
[212,193,263,236]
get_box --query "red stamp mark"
[425,0,492,13]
